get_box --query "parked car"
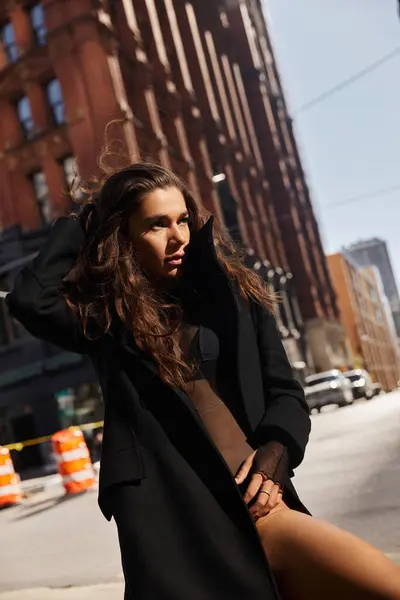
[343,369,374,400]
[304,370,354,412]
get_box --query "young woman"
[7,163,400,600]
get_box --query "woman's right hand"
[235,449,284,521]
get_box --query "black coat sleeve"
[248,301,311,470]
[6,217,89,354]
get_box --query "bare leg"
[256,503,400,600]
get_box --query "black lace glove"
[252,440,289,489]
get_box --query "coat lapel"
[235,295,268,433]
[182,218,266,435]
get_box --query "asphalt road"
[1,391,399,594]
[295,391,400,559]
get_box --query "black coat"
[7,216,311,600]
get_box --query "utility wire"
[274,183,400,222]
[326,182,400,209]
[294,46,400,114]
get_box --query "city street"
[1,392,400,599]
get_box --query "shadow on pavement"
[11,491,94,521]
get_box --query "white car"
[343,369,374,401]
[304,370,354,412]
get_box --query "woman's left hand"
[235,448,284,521]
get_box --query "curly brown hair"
[66,161,276,389]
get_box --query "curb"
[0,583,124,600]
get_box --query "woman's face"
[128,186,191,281]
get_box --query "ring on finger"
[259,489,271,497]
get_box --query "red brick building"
[0,0,348,372]
[222,0,349,371]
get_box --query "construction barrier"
[4,420,104,452]
[51,429,95,495]
[0,446,22,508]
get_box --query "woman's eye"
[179,216,189,225]
[150,222,163,230]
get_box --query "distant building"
[327,253,400,391]
[344,239,400,338]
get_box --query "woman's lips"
[166,253,185,267]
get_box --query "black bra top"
[184,325,220,384]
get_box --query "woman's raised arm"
[6,216,90,354]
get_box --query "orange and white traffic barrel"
[51,429,95,495]
[0,446,22,508]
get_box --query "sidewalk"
[0,583,124,600]
[20,462,100,497]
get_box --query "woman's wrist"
[253,440,289,487]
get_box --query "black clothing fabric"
[182,323,219,385]
[182,325,290,487]
[180,323,254,476]
[7,216,311,600]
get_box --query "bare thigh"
[256,503,400,600]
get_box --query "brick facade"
[237,2,336,317]
[0,0,352,373]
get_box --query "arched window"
[30,4,47,45]
[1,22,18,62]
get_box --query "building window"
[1,22,18,63]
[46,79,65,125]
[31,171,51,223]
[30,4,46,46]
[56,382,104,431]
[368,284,377,302]
[62,156,77,189]
[16,96,35,137]
[61,155,82,203]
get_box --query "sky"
[263,0,400,287]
